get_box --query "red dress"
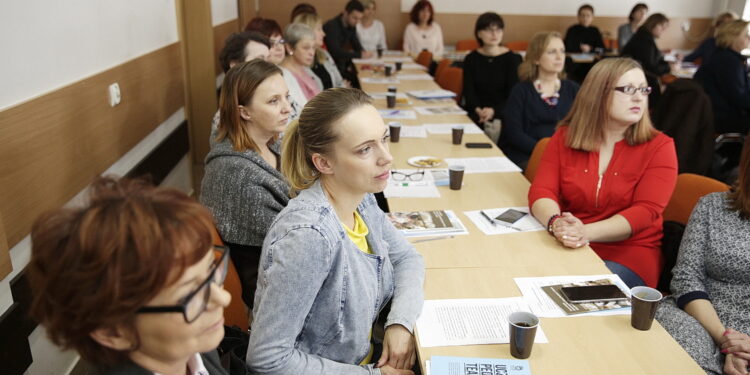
[528,126,678,287]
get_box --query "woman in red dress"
[528,57,677,288]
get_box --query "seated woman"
[294,12,348,89]
[247,88,425,374]
[290,2,316,22]
[201,59,292,309]
[685,11,738,64]
[402,0,444,60]
[693,20,750,134]
[564,4,605,53]
[528,58,678,289]
[617,3,649,51]
[245,17,286,66]
[501,31,579,169]
[462,12,521,127]
[357,0,387,52]
[656,138,750,375]
[620,13,675,107]
[28,177,231,374]
[280,23,323,107]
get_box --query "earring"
[289,51,294,56]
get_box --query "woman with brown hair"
[620,13,676,80]
[402,0,444,59]
[528,58,678,289]
[28,177,231,374]
[247,88,424,375]
[500,31,579,168]
[656,137,750,375]
[201,59,292,309]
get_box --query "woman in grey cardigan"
[201,59,292,309]
[656,139,750,375]
[247,88,424,375]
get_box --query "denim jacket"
[246,181,425,374]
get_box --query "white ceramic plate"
[407,156,444,168]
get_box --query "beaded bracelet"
[547,214,562,234]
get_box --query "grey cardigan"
[247,181,425,374]
[200,137,289,247]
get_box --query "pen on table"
[411,235,454,243]
[388,110,400,116]
[480,210,522,231]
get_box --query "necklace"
[534,79,561,106]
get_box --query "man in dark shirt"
[323,0,373,88]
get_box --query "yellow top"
[342,211,375,365]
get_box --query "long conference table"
[356,55,704,374]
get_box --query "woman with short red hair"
[28,177,231,374]
[402,0,444,59]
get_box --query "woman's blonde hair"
[282,88,373,196]
[715,20,750,49]
[559,58,656,151]
[216,59,282,151]
[518,31,564,82]
[293,12,326,64]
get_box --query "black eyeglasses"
[137,246,230,323]
[614,85,652,96]
[391,169,424,181]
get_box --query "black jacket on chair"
[653,78,714,176]
[693,47,750,134]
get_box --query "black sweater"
[462,50,522,124]
[620,29,670,76]
[694,47,750,134]
[564,24,605,53]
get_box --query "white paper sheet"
[424,123,483,134]
[383,169,440,198]
[383,56,413,62]
[399,125,428,138]
[416,297,548,347]
[399,63,428,70]
[513,275,632,318]
[367,92,409,100]
[397,73,434,80]
[378,109,417,120]
[464,207,545,235]
[361,77,400,84]
[444,157,522,173]
[352,58,382,64]
[415,106,468,115]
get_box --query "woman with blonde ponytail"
[200,59,292,309]
[249,88,425,375]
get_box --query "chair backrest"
[212,227,249,331]
[435,58,452,82]
[505,40,529,51]
[604,38,618,51]
[416,50,433,68]
[437,66,463,102]
[663,173,730,225]
[455,39,479,51]
[524,137,551,182]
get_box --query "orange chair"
[416,50,433,68]
[435,59,452,83]
[505,40,529,51]
[436,66,463,102]
[212,227,249,331]
[604,38,619,51]
[663,173,730,225]
[660,73,678,85]
[524,138,550,182]
[455,39,479,51]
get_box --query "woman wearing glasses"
[27,177,231,374]
[529,58,678,289]
[247,88,424,375]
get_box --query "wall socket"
[108,83,121,107]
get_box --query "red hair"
[28,176,215,366]
[409,0,434,25]
[245,17,283,38]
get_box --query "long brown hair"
[282,88,373,196]
[729,136,750,219]
[518,31,564,82]
[559,58,656,151]
[216,59,282,151]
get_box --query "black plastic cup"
[384,65,392,77]
[449,165,465,190]
[377,47,384,59]
[451,125,464,145]
[386,93,396,108]
[509,311,539,359]
[395,61,403,71]
[388,122,401,143]
[630,286,662,331]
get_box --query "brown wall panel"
[214,19,241,75]
[0,214,9,280]
[0,43,184,248]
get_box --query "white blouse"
[356,19,387,52]
[402,22,444,59]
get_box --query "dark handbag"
[217,325,250,375]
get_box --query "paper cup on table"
[388,122,401,143]
[386,93,396,109]
[384,65,393,77]
[448,165,465,190]
[451,125,464,145]
[509,311,539,359]
[388,85,397,94]
[395,61,403,71]
[377,47,384,59]
[630,286,662,331]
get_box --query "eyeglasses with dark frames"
[137,245,229,323]
[390,169,425,181]
[614,85,652,96]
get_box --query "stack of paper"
[415,106,467,115]
[407,89,456,100]
[423,123,483,135]
[386,210,468,237]
[464,207,545,235]
[444,157,522,173]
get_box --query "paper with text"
[444,157,521,173]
